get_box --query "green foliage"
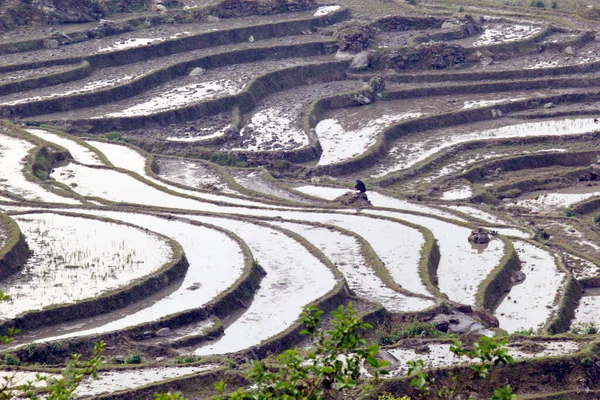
[175,355,202,364]
[214,302,390,400]
[593,213,600,224]
[378,393,410,400]
[457,5,465,12]
[512,328,534,337]
[570,321,599,335]
[104,132,124,142]
[377,322,453,346]
[529,0,545,6]
[0,341,105,399]
[408,336,516,399]
[550,0,557,8]
[565,207,576,217]
[126,353,142,364]
[4,354,20,366]
[155,393,186,400]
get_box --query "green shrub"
[565,207,576,217]
[104,132,124,142]
[529,0,545,7]
[126,353,142,364]
[175,355,201,364]
[571,321,599,335]
[5,354,20,365]
[593,213,600,224]
[551,0,558,8]
[377,322,452,345]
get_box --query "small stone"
[155,356,166,362]
[189,67,206,76]
[155,4,167,12]
[42,39,59,49]
[350,52,370,71]
[115,355,125,364]
[156,327,171,337]
[248,35,255,43]
[414,345,430,354]
[564,46,574,55]
[543,102,555,109]
[206,15,220,22]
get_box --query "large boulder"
[468,228,491,244]
[333,191,372,207]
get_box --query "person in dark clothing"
[355,179,366,193]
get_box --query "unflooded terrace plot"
[127,113,233,143]
[96,57,336,119]
[0,33,332,110]
[221,80,363,152]
[154,156,235,193]
[314,89,554,167]
[367,117,600,179]
[230,170,317,203]
[469,39,600,71]
[514,185,600,213]
[0,213,172,320]
[0,132,78,204]
[0,7,333,68]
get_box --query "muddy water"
[84,140,279,208]
[495,241,565,333]
[0,133,79,204]
[0,35,328,107]
[269,221,435,312]
[19,211,245,342]
[231,170,316,203]
[75,365,219,397]
[0,213,172,320]
[190,215,337,355]
[0,7,334,68]
[386,340,580,377]
[573,287,600,327]
[514,184,600,212]
[221,80,363,152]
[155,157,235,194]
[315,89,559,169]
[368,209,506,305]
[26,128,104,166]
[371,117,600,179]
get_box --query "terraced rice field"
[2,0,600,397]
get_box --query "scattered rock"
[248,35,255,43]
[510,270,527,284]
[206,15,220,22]
[481,57,493,66]
[333,191,372,207]
[115,355,126,364]
[42,39,60,49]
[155,356,166,362]
[415,345,431,354]
[350,52,370,71]
[564,46,574,55]
[441,20,459,29]
[156,327,171,337]
[186,282,201,291]
[435,321,449,332]
[491,109,503,118]
[189,67,206,76]
[543,102,555,109]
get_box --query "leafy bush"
[126,353,142,364]
[593,213,600,224]
[377,322,452,345]
[529,0,545,7]
[571,321,599,335]
[175,355,201,364]
[565,207,576,217]
[5,354,20,366]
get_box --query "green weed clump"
[377,322,453,345]
[571,321,599,335]
[175,355,202,364]
[126,353,142,364]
